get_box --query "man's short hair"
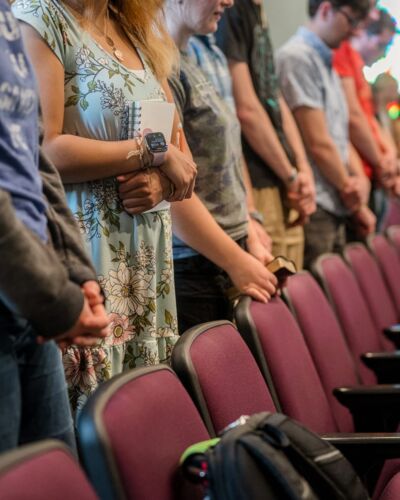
[365,8,397,36]
[373,72,398,93]
[308,0,370,18]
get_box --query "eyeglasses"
[337,8,364,29]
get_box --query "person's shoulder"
[334,40,352,57]
[278,35,313,60]
[12,0,69,34]
[13,0,64,18]
[13,0,74,63]
[189,35,226,66]
[276,37,315,71]
[180,51,206,82]
[188,36,208,63]
[333,41,356,77]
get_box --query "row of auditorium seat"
[1,227,400,500]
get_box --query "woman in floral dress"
[13,0,196,411]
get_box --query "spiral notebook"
[120,100,176,142]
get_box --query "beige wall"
[264,0,308,49]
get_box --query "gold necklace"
[104,8,124,62]
[65,3,125,62]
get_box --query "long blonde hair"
[66,0,177,81]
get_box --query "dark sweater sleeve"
[0,189,84,338]
[39,147,97,285]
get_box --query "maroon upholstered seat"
[78,365,208,500]
[171,321,277,436]
[368,234,400,317]
[235,295,400,499]
[0,440,97,500]
[283,271,362,433]
[376,464,400,500]
[386,225,400,257]
[379,474,400,500]
[235,296,339,434]
[344,243,397,350]
[172,318,400,499]
[313,253,386,383]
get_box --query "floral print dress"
[13,0,179,412]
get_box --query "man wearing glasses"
[334,7,398,231]
[276,0,376,269]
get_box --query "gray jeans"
[304,207,346,270]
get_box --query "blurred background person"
[216,0,316,271]
[373,73,400,158]
[373,73,400,226]
[276,0,376,269]
[334,6,398,231]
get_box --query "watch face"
[145,132,168,153]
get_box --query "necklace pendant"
[113,48,124,62]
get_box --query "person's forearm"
[348,112,382,170]
[237,101,294,182]
[341,77,382,170]
[43,134,145,184]
[171,193,246,272]
[279,96,312,175]
[377,119,397,155]
[348,143,365,177]
[241,156,256,212]
[308,139,349,190]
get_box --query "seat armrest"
[334,384,400,407]
[321,432,400,461]
[321,432,400,484]
[334,385,400,432]
[362,352,400,384]
[384,324,400,349]
[320,432,400,497]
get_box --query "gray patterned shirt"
[169,51,248,259]
[276,27,349,217]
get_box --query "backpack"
[181,412,369,500]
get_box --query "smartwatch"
[143,132,168,167]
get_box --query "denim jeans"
[0,305,76,454]
[370,186,389,233]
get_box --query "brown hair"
[308,0,370,18]
[64,0,177,81]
